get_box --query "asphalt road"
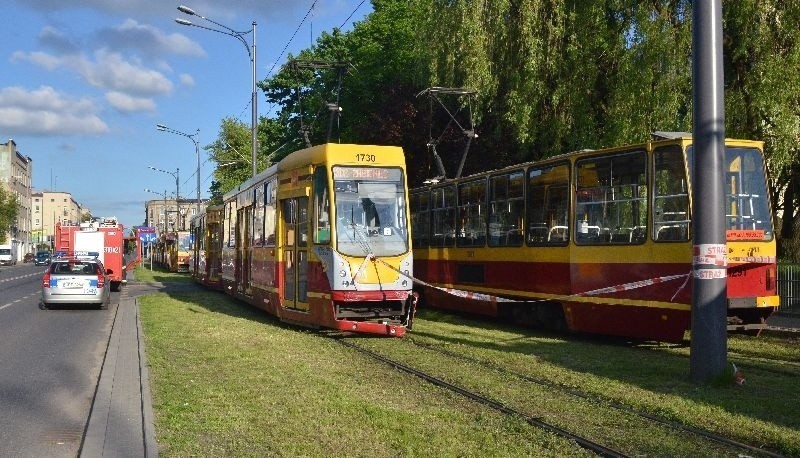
[0,262,119,457]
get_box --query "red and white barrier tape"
[376,253,772,305]
[375,258,690,304]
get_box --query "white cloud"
[83,49,174,96]
[179,73,195,87]
[96,19,206,58]
[13,47,174,102]
[0,86,108,135]
[105,91,156,113]
[11,51,62,70]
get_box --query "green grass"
[140,292,586,457]
[139,280,800,457]
[134,264,193,285]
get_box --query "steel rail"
[336,338,628,458]
[406,338,787,458]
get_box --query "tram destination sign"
[333,166,401,182]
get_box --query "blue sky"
[0,0,372,232]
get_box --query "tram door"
[237,205,252,295]
[281,197,309,310]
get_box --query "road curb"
[137,297,158,457]
[80,297,157,457]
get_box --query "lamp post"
[157,123,201,219]
[176,5,257,177]
[148,166,180,228]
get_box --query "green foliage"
[207,0,799,247]
[0,185,19,243]
[206,117,258,195]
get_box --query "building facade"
[144,197,203,233]
[0,139,33,260]
[32,191,90,250]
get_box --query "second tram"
[410,133,778,342]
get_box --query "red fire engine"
[55,217,126,291]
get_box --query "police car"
[41,251,111,309]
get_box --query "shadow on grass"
[131,265,299,333]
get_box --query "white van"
[0,244,17,265]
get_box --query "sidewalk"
[80,296,158,457]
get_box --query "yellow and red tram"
[190,205,223,288]
[192,143,416,336]
[410,134,778,342]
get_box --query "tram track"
[403,337,786,458]
[334,333,790,457]
[335,337,628,458]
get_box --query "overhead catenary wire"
[266,0,318,80]
[339,0,367,29]
[262,1,367,121]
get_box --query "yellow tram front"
[221,143,416,336]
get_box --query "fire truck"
[55,217,126,291]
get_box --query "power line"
[266,0,318,78]
[339,0,367,29]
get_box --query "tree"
[216,0,800,257]
[722,1,800,259]
[0,185,19,243]
[207,117,256,195]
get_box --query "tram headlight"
[339,269,347,278]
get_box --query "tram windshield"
[177,233,193,251]
[333,166,409,257]
[687,146,773,240]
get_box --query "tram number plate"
[355,154,376,162]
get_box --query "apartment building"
[0,139,33,260]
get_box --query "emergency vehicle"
[54,217,126,291]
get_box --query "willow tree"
[722,1,800,258]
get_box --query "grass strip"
[140,291,591,457]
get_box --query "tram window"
[226,201,237,248]
[527,163,569,245]
[313,167,331,244]
[724,148,774,238]
[489,170,524,247]
[686,146,774,239]
[410,191,430,248]
[431,185,457,247]
[653,146,690,241]
[457,179,487,247]
[264,180,277,246]
[298,197,309,246]
[333,174,409,256]
[282,199,306,246]
[253,185,265,245]
[575,151,647,245]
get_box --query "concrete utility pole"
[690,0,728,382]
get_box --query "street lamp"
[157,123,201,219]
[148,166,180,228]
[176,4,258,177]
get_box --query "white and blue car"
[41,252,111,309]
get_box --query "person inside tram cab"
[361,198,380,234]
